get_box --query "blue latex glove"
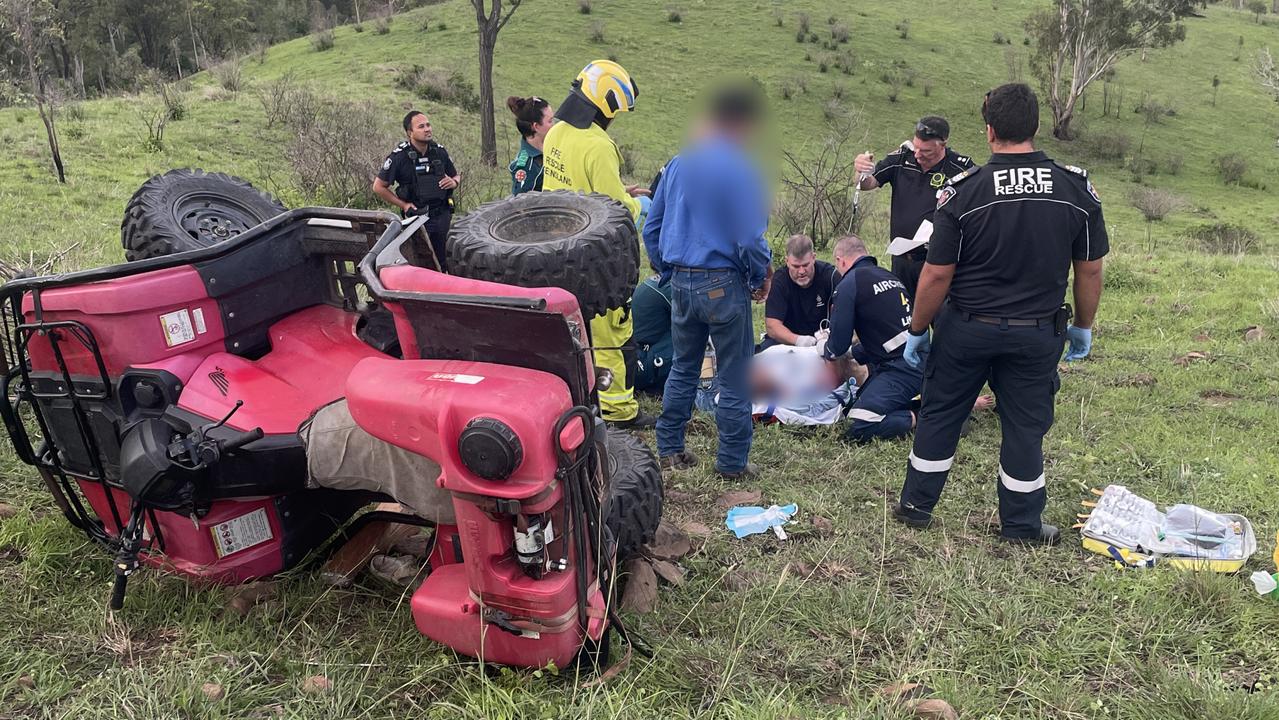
[637,194,652,217]
[903,329,930,369]
[1064,325,1092,361]
[726,504,798,539]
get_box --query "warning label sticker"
[159,308,196,347]
[428,372,484,385]
[211,508,274,558]
[192,307,207,334]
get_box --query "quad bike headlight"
[458,418,523,481]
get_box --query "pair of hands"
[901,325,1095,369]
[750,265,774,303]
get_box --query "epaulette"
[946,166,979,186]
[1054,161,1087,178]
[513,149,530,167]
[392,141,410,152]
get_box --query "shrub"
[797,12,810,33]
[1216,153,1247,185]
[1128,187,1182,222]
[211,60,244,92]
[281,92,391,208]
[589,20,606,43]
[1186,223,1259,255]
[311,29,335,51]
[135,104,168,152]
[374,15,391,34]
[803,50,812,62]
[772,8,784,26]
[64,103,86,122]
[836,50,856,75]
[667,5,683,22]
[796,30,806,43]
[923,79,933,97]
[396,65,480,112]
[1165,153,1183,175]
[64,125,86,140]
[823,98,843,120]
[578,0,591,13]
[256,71,300,128]
[419,15,433,31]
[831,23,849,43]
[831,83,846,100]
[896,20,911,39]
[818,57,829,73]
[993,31,1010,44]
[160,82,187,121]
[1083,132,1131,164]
[808,32,819,43]
[353,22,365,32]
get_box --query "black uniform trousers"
[899,304,1064,538]
[890,247,928,300]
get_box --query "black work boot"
[999,523,1060,546]
[891,502,933,529]
[608,411,657,430]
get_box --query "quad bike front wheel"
[447,191,641,318]
[603,427,663,559]
[121,169,286,261]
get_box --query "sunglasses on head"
[915,121,944,141]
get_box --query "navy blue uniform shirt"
[822,256,913,367]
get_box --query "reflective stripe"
[909,452,953,473]
[882,330,909,353]
[849,408,885,423]
[999,465,1046,493]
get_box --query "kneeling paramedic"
[895,83,1107,545]
[373,110,460,271]
[542,60,653,428]
[821,234,920,443]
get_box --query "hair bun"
[506,96,525,114]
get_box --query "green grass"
[2,1,1279,718]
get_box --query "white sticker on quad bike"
[428,372,484,385]
[159,308,196,347]
[192,307,207,335]
[210,508,274,558]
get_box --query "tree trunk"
[36,100,66,183]
[477,29,497,167]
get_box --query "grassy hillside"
[2,1,1279,718]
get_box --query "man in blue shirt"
[642,81,771,479]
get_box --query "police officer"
[373,110,461,270]
[821,234,920,443]
[853,116,975,299]
[895,83,1107,545]
[761,234,839,350]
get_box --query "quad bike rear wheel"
[603,427,663,560]
[121,169,286,261]
[447,191,640,318]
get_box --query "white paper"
[887,219,933,256]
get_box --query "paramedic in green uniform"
[507,95,554,195]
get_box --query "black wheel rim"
[171,191,267,246]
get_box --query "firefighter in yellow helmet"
[543,60,655,428]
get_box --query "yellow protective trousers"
[591,305,638,422]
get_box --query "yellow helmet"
[573,60,639,118]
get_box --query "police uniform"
[509,137,544,195]
[899,151,1108,538]
[821,256,920,442]
[871,146,975,298]
[377,139,458,270]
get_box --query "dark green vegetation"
[1,1,1278,717]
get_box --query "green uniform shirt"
[509,137,544,195]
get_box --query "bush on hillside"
[590,20,606,43]
[210,60,244,92]
[397,65,480,112]
[578,0,592,14]
[353,22,365,32]
[831,23,849,44]
[311,29,335,51]
[1187,223,1259,255]
[256,71,301,128]
[797,12,810,33]
[374,15,392,34]
[273,88,387,208]
[896,20,911,39]
[772,8,784,26]
[1216,153,1247,185]
[667,5,683,22]
[1082,131,1131,165]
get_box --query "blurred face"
[408,114,433,144]
[786,252,816,287]
[533,105,555,140]
[833,252,854,275]
[913,136,946,169]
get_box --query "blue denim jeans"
[657,268,754,472]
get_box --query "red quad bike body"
[0,209,626,669]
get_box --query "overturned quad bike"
[0,169,662,670]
